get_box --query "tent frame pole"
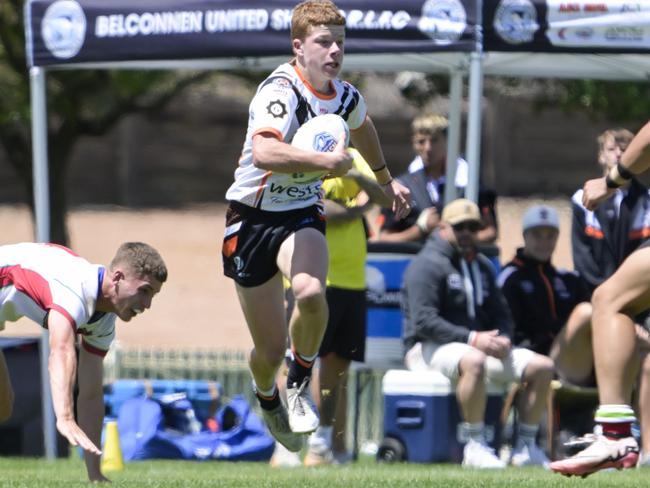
[444,68,464,205]
[465,51,483,204]
[30,66,57,460]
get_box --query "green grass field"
[1,457,649,488]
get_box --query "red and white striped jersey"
[0,243,115,357]
[225,62,367,211]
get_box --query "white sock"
[309,425,333,448]
[594,404,636,423]
[464,422,485,443]
[253,382,277,399]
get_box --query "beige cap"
[441,198,481,225]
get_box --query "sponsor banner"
[26,0,477,67]
[491,0,541,46]
[546,0,650,48]
[484,0,650,52]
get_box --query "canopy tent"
[24,0,482,459]
[25,0,650,234]
[23,0,650,458]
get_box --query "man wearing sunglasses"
[402,198,554,469]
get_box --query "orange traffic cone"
[100,420,124,472]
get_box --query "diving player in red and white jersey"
[0,242,167,482]
[222,0,410,453]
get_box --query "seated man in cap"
[500,204,650,466]
[402,198,554,469]
[498,205,594,386]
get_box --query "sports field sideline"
[1,456,647,487]
[0,202,584,484]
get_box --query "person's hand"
[491,335,511,359]
[382,178,411,219]
[323,131,353,177]
[416,207,440,235]
[56,418,102,455]
[473,330,511,359]
[582,176,616,211]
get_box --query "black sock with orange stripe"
[287,349,317,388]
[255,384,281,411]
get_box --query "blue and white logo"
[365,265,386,293]
[493,0,538,45]
[418,0,467,45]
[313,132,338,153]
[41,0,86,59]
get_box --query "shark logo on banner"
[417,0,467,45]
[493,0,538,45]
[41,0,86,59]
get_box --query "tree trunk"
[48,161,69,246]
[47,127,74,246]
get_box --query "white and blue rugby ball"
[290,114,350,181]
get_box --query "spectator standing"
[377,114,497,245]
[571,128,650,294]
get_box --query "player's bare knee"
[292,277,326,314]
[591,283,616,313]
[573,301,593,325]
[526,354,555,382]
[460,350,487,378]
[292,275,324,300]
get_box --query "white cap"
[522,205,559,232]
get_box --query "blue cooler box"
[382,369,504,463]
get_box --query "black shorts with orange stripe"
[222,201,326,287]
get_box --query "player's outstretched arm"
[621,120,650,175]
[348,169,392,208]
[583,120,650,210]
[78,346,109,482]
[47,310,102,456]
[350,116,411,219]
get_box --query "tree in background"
[535,79,650,121]
[397,71,650,123]
[0,1,216,245]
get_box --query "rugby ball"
[290,114,350,181]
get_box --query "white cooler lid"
[382,369,505,395]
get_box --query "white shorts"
[404,341,537,390]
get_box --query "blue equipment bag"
[117,394,274,461]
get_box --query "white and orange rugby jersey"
[0,243,115,357]
[225,62,367,211]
